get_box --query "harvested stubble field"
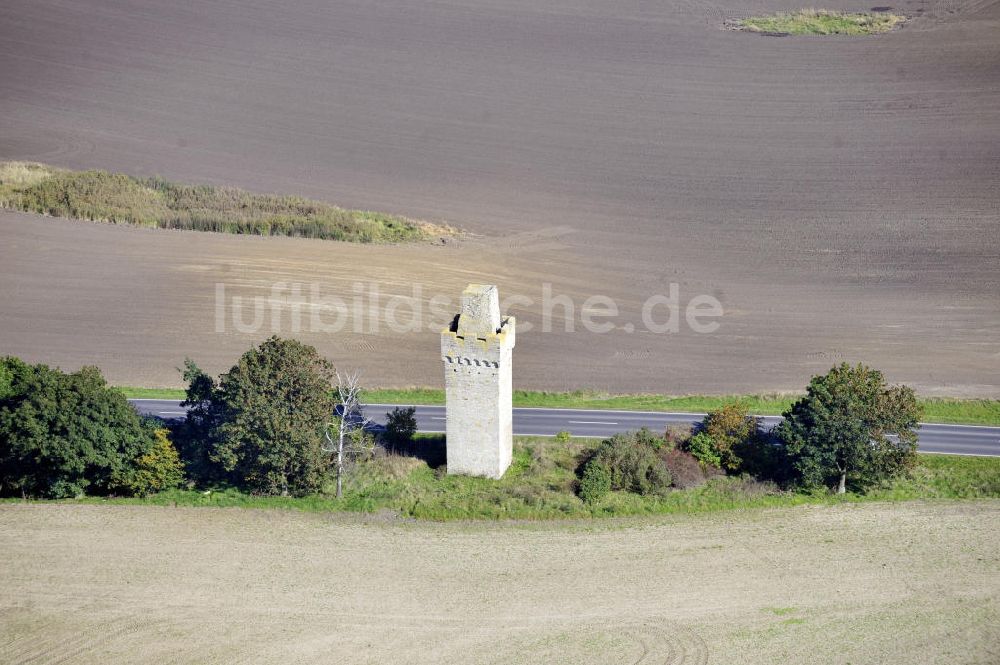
[1,0,999,397]
[1,501,998,663]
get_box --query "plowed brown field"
[1,0,998,394]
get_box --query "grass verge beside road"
[119,386,1000,426]
[367,390,1000,425]
[24,445,1000,520]
[0,162,453,243]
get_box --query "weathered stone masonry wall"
[441,284,515,479]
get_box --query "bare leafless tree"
[324,369,373,498]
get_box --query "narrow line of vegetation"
[10,445,999,521]
[119,386,1000,426]
[0,161,454,243]
[735,9,905,35]
[4,344,999,520]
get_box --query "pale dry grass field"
[1,501,997,664]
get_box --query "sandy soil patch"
[0,501,997,663]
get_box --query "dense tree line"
[0,357,181,498]
[0,337,393,499]
[1,340,919,502]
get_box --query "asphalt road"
[131,400,1000,457]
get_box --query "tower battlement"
[440,284,515,479]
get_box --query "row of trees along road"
[2,334,920,499]
[679,363,921,494]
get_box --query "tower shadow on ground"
[383,433,447,469]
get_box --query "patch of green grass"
[865,454,1000,500]
[919,398,1000,426]
[737,9,905,35]
[118,386,1000,426]
[21,445,1000,521]
[366,388,801,412]
[364,388,1000,426]
[118,386,187,400]
[0,161,453,243]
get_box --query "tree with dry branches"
[325,369,375,498]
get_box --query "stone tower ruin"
[440,284,516,479]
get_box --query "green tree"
[777,363,921,493]
[0,356,18,400]
[196,337,336,496]
[0,360,157,498]
[111,428,184,496]
[383,407,417,448]
[171,358,223,483]
[695,402,761,471]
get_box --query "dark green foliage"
[383,407,417,448]
[170,359,223,484]
[689,401,791,481]
[0,359,160,498]
[777,363,921,493]
[686,432,721,469]
[0,357,18,400]
[181,337,336,496]
[732,433,794,486]
[578,460,611,503]
[110,428,184,496]
[1,164,440,243]
[579,428,671,497]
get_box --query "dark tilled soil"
[1,0,998,395]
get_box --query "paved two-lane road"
[131,400,1000,457]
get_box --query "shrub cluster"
[578,428,720,503]
[576,363,922,502]
[662,448,712,489]
[0,162,448,243]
